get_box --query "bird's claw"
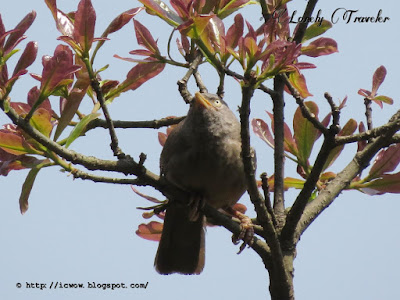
[230,210,254,254]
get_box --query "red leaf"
[267,111,298,156]
[371,65,386,96]
[323,119,357,170]
[45,0,74,36]
[301,37,338,57]
[357,122,367,152]
[105,8,143,35]
[358,88,371,98]
[73,0,96,52]
[136,221,163,242]
[0,131,36,156]
[0,154,44,176]
[121,61,165,92]
[251,118,274,148]
[12,41,38,76]
[362,172,400,195]
[226,14,244,50]
[369,144,400,179]
[27,87,53,114]
[4,11,36,54]
[170,0,190,19]
[0,14,5,49]
[40,45,81,95]
[134,20,159,54]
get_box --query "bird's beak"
[194,92,212,109]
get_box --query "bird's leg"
[224,207,254,254]
[188,193,205,221]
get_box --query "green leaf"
[138,0,183,27]
[30,108,53,137]
[288,71,312,98]
[283,177,305,190]
[19,165,41,214]
[293,101,319,168]
[302,20,332,43]
[65,113,101,148]
[54,78,90,141]
[372,95,393,106]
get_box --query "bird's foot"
[225,207,254,254]
[188,194,205,221]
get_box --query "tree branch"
[336,120,400,145]
[272,75,286,227]
[280,134,335,250]
[241,82,292,294]
[292,0,320,44]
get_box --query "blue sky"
[1,1,400,299]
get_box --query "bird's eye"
[214,99,222,107]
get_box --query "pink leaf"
[301,37,338,57]
[371,65,386,96]
[131,186,163,203]
[226,14,244,50]
[133,20,159,54]
[73,0,96,52]
[40,45,81,95]
[369,144,400,179]
[4,11,36,54]
[121,61,165,92]
[136,221,163,242]
[251,118,274,148]
[105,8,143,35]
[12,41,38,76]
[362,172,400,195]
[357,122,367,152]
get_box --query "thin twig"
[364,98,373,134]
[194,70,207,93]
[91,79,124,158]
[324,92,340,129]
[261,172,277,227]
[86,116,185,130]
[72,169,144,185]
[177,53,203,103]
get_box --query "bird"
[155,92,249,275]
